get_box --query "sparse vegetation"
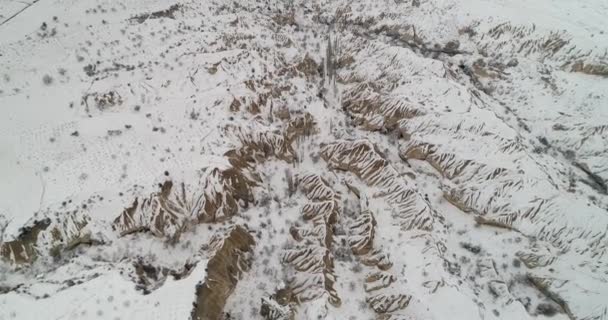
[42,74,54,85]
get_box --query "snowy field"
[1,0,607,319]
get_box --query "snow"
[0,261,207,320]
[1,0,607,319]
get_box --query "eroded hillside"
[1,0,607,319]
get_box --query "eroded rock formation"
[191,225,255,320]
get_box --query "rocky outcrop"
[0,219,51,265]
[227,128,296,165]
[322,140,435,231]
[342,82,424,131]
[191,226,255,320]
[348,209,376,255]
[331,18,608,318]
[348,200,411,317]
[114,116,317,242]
[112,169,256,242]
[1,212,91,265]
[400,116,608,261]
[280,173,341,308]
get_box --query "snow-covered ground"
[1,0,607,319]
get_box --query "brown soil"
[191,226,255,320]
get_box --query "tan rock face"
[318,138,445,317]
[191,225,255,320]
[400,120,608,260]
[335,17,608,316]
[342,83,424,131]
[280,173,342,308]
[322,140,435,231]
[348,209,376,256]
[104,112,322,316]
[342,198,412,317]
[1,212,90,265]
[285,113,317,143]
[113,116,318,242]
[112,169,256,242]
[0,219,50,265]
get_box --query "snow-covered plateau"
[1,0,607,319]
